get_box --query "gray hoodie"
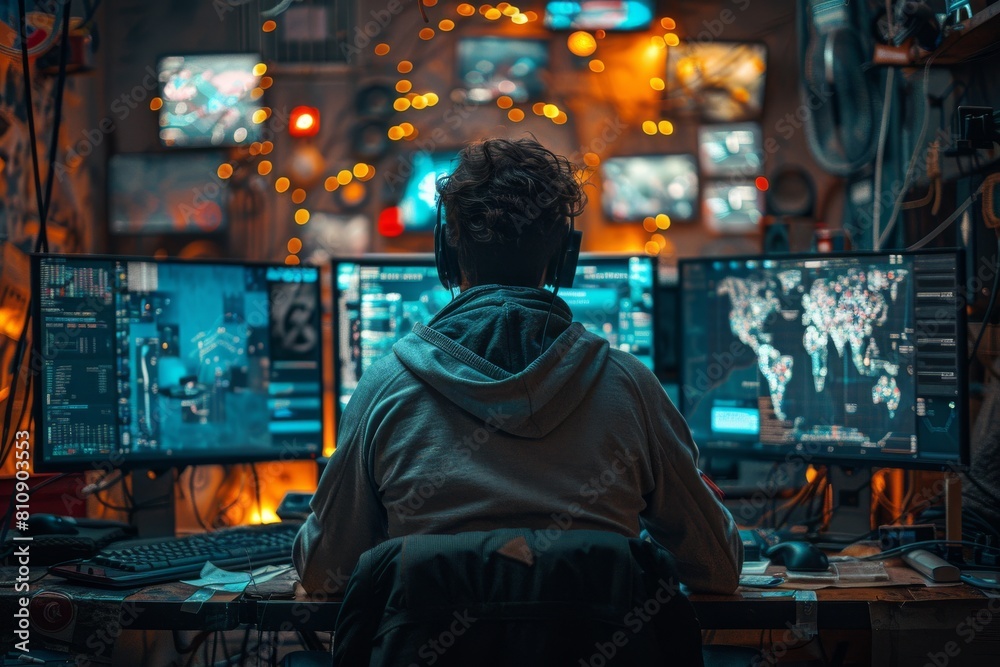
[294,285,743,594]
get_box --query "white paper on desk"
[741,559,771,575]
[181,562,293,593]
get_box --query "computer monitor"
[158,53,263,148]
[679,250,967,469]
[666,42,767,122]
[544,0,655,30]
[456,37,548,104]
[333,254,657,415]
[397,152,460,232]
[698,123,764,177]
[108,152,228,235]
[702,180,765,234]
[32,255,324,471]
[601,155,699,223]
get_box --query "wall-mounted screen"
[698,123,764,177]
[601,155,699,222]
[456,37,548,104]
[666,42,767,122]
[398,152,459,232]
[158,53,263,147]
[544,1,655,30]
[108,153,228,235]
[702,181,765,234]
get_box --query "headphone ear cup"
[546,229,583,289]
[434,218,461,289]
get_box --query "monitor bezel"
[677,248,969,471]
[106,150,231,237]
[330,253,660,427]
[156,52,264,149]
[31,253,325,472]
[599,153,700,223]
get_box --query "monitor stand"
[813,466,873,547]
[130,469,177,539]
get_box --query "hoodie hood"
[393,285,609,438]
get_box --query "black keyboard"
[49,522,300,588]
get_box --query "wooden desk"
[3,568,999,666]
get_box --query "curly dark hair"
[436,138,587,287]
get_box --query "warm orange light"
[589,59,605,73]
[532,102,546,115]
[394,98,411,112]
[457,3,475,16]
[340,181,367,206]
[411,95,428,110]
[396,80,412,93]
[275,177,290,193]
[507,108,525,122]
[419,27,435,40]
[397,60,413,73]
[655,214,671,229]
[291,188,307,204]
[324,176,340,191]
[149,97,163,111]
[250,88,264,101]
[497,95,513,109]
[732,87,751,103]
[567,31,597,57]
[642,121,657,135]
[439,19,455,31]
[583,152,600,167]
[660,17,676,30]
[651,233,666,248]
[262,20,277,32]
[658,120,674,135]
[253,63,267,76]
[285,255,301,266]
[337,170,353,186]
[259,76,273,89]
[289,106,320,137]
[484,8,502,20]
[294,209,311,225]
[257,160,272,176]
[643,217,657,233]
[217,163,234,179]
[650,35,666,49]
[649,77,665,91]
[511,12,528,24]
[251,109,268,124]
[423,0,438,5]
[553,111,567,125]
[359,165,376,182]
[756,176,770,191]
[287,238,302,254]
[261,141,273,155]
[399,122,415,136]
[424,92,439,106]
[664,33,680,47]
[374,43,390,56]
[353,163,370,178]
[645,241,661,256]
[542,104,559,118]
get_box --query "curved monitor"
[679,249,968,469]
[32,255,324,471]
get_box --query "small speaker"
[766,165,816,218]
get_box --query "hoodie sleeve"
[292,368,394,595]
[636,378,743,594]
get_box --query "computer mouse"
[24,514,80,536]
[764,541,830,572]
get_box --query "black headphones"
[434,198,583,291]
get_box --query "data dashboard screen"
[333,255,656,414]
[680,251,966,468]
[33,256,323,470]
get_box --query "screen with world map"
[680,250,966,468]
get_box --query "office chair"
[285,529,705,666]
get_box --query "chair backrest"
[332,529,704,666]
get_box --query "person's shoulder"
[605,347,661,387]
